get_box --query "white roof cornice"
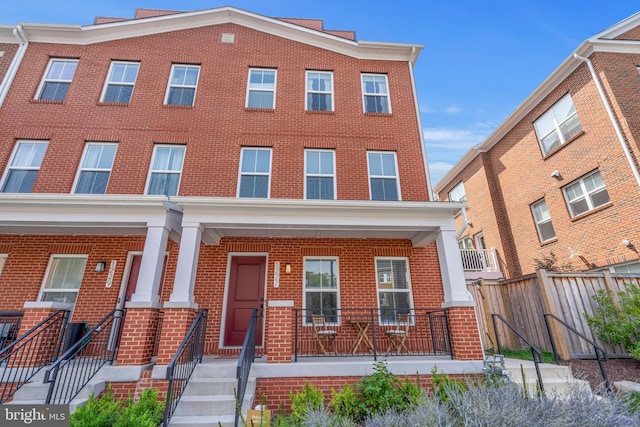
[0,25,18,43]
[17,7,422,63]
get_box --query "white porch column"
[129,225,169,307]
[167,224,202,308]
[436,228,474,307]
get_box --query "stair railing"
[0,309,70,403]
[44,309,126,404]
[543,313,611,392]
[163,308,208,427]
[235,308,259,427]
[491,313,545,393]
[0,311,25,350]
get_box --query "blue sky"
[2,1,638,184]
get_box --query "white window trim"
[302,256,340,326]
[374,257,414,325]
[531,199,556,243]
[448,181,466,202]
[99,61,140,103]
[0,140,49,193]
[304,149,336,200]
[35,58,78,100]
[367,151,401,201]
[164,64,200,106]
[305,71,334,111]
[236,147,272,198]
[144,144,186,196]
[534,93,581,155]
[0,254,7,276]
[37,254,88,315]
[245,68,277,109]
[72,142,118,194]
[562,170,609,217]
[361,73,392,114]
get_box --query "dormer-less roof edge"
[16,6,422,63]
[0,25,19,43]
[588,11,640,40]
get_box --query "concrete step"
[192,362,237,378]
[173,395,237,417]
[504,359,591,397]
[11,381,49,402]
[169,414,235,427]
[184,377,237,395]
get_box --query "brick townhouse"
[0,6,483,414]
[435,12,640,280]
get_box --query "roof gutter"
[0,25,28,108]
[573,53,640,189]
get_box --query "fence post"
[535,269,570,360]
[477,279,498,349]
[602,270,623,311]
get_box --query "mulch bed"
[561,358,640,391]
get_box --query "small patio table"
[350,319,373,354]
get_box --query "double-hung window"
[376,258,413,323]
[101,61,139,103]
[74,143,117,194]
[531,199,556,242]
[238,148,271,198]
[562,170,610,217]
[146,145,185,196]
[39,256,87,307]
[1,141,48,193]
[305,150,335,200]
[246,69,276,109]
[362,74,390,113]
[448,181,466,202]
[534,94,582,155]
[304,258,339,323]
[367,151,399,201]
[36,59,78,101]
[306,71,333,111]
[165,64,200,106]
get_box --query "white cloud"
[420,104,463,114]
[427,162,455,186]
[423,128,473,141]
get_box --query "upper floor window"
[165,65,200,106]
[362,74,390,113]
[534,94,582,156]
[246,69,276,109]
[448,181,466,202]
[238,148,271,198]
[531,199,556,242]
[39,255,87,307]
[304,258,339,323]
[36,59,78,101]
[376,258,413,324]
[1,141,48,193]
[74,143,117,194]
[101,61,140,103]
[306,71,333,111]
[305,150,335,200]
[563,170,610,217]
[458,237,473,249]
[146,145,185,196]
[367,151,399,201]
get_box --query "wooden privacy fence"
[467,269,640,359]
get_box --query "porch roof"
[0,194,183,242]
[173,197,463,247]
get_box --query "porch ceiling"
[174,197,463,247]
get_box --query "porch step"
[504,359,591,396]
[169,414,235,427]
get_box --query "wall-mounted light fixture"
[285,262,292,274]
[95,261,107,273]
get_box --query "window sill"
[245,107,275,113]
[305,109,334,115]
[30,99,64,105]
[541,130,585,159]
[162,104,194,109]
[539,238,558,247]
[364,112,393,117]
[97,101,130,107]
[569,202,613,222]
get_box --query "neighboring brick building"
[435,13,640,279]
[0,6,482,404]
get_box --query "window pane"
[41,291,78,305]
[46,258,86,290]
[539,221,556,241]
[368,153,382,176]
[584,172,604,193]
[76,171,109,194]
[13,143,47,167]
[307,93,331,111]
[104,85,133,103]
[307,151,319,174]
[559,113,582,141]
[364,95,389,113]
[305,260,337,289]
[590,188,610,208]
[564,183,583,202]
[371,178,398,201]
[3,170,37,193]
[239,176,268,198]
[247,91,274,109]
[255,150,270,173]
[148,173,180,196]
[97,145,117,169]
[319,152,333,174]
[40,82,70,101]
[167,87,195,106]
[540,132,561,154]
[305,292,337,320]
[570,198,589,216]
[380,154,396,176]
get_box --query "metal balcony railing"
[459,248,499,272]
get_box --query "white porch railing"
[459,248,499,272]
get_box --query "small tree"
[585,285,640,360]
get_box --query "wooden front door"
[224,256,265,347]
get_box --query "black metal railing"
[491,313,545,393]
[163,309,208,427]
[543,313,611,392]
[293,308,452,362]
[44,309,126,404]
[0,309,69,403]
[0,311,24,350]
[235,308,259,427]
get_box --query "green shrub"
[70,385,120,427]
[430,366,467,403]
[627,392,640,414]
[289,382,324,423]
[356,361,419,416]
[330,384,362,421]
[584,285,640,360]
